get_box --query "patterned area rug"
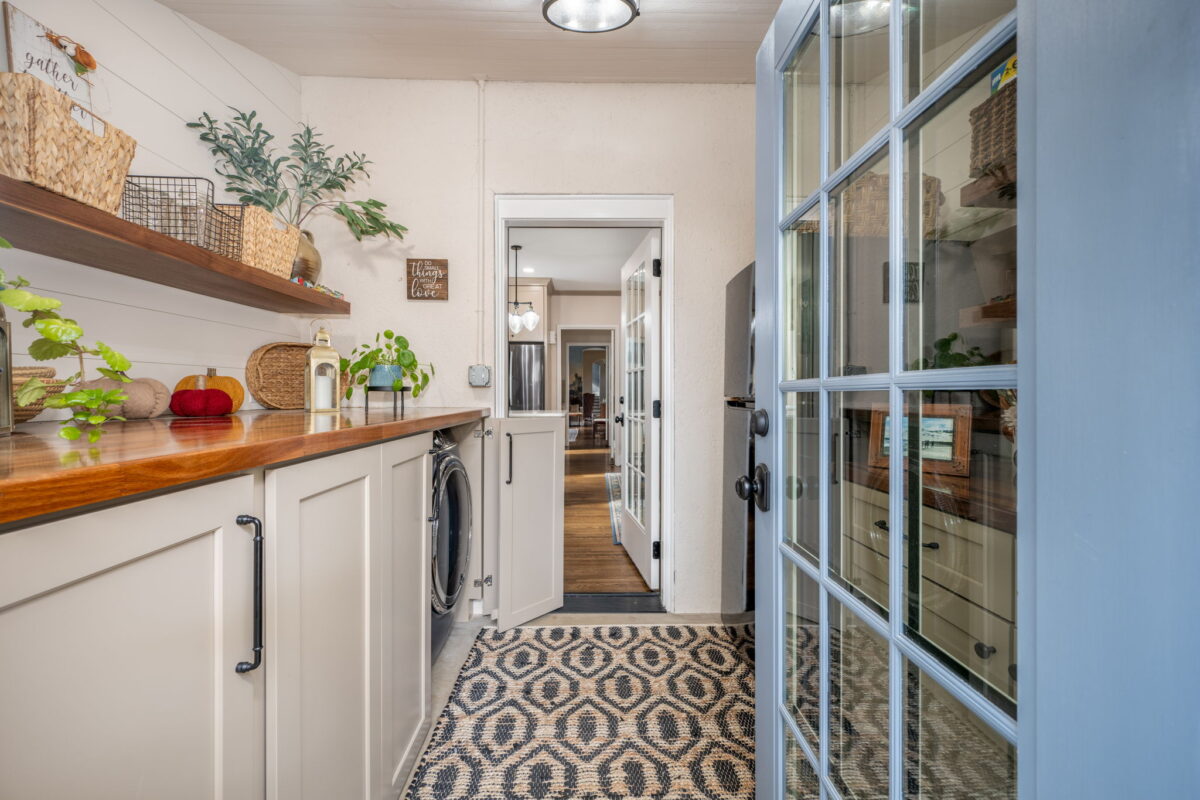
[407,625,756,800]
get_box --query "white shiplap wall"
[4,0,307,408]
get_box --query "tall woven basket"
[216,204,300,277]
[0,73,137,213]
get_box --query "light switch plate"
[468,364,491,387]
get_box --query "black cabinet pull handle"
[506,432,513,485]
[974,642,997,660]
[235,514,264,674]
[874,520,889,532]
[921,541,940,550]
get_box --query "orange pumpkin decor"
[174,368,245,412]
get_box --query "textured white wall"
[302,79,756,613]
[5,0,306,405]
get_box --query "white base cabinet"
[0,433,435,800]
[265,435,432,800]
[0,476,262,800]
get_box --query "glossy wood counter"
[0,407,489,527]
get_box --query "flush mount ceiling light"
[830,0,892,37]
[542,0,639,33]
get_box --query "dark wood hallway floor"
[564,431,651,593]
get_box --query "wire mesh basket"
[120,175,241,260]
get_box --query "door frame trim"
[493,194,676,612]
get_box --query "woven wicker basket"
[245,341,311,409]
[795,173,944,237]
[969,80,1017,178]
[11,366,67,424]
[0,73,137,214]
[216,204,300,277]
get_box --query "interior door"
[618,230,662,590]
[497,413,565,629]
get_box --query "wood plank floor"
[564,432,651,594]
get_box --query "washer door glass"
[431,458,472,615]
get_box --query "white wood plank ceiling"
[158,0,782,83]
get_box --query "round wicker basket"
[11,366,68,424]
[245,342,311,409]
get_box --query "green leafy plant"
[187,109,408,241]
[339,330,434,401]
[910,331,998,370]
[1,237,131,442]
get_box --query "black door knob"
[751,408,769,437]
[734,475,756,501]
[614,414,625,425]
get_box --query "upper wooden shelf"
[0,175,350,315]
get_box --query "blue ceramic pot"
[368,364,403,388]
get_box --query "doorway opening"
[503,222,665,612]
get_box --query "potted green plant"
[187,109,408,282]
[0,237,133,442]
[340,330,434,401]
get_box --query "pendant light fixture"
[509,245,540,334]
[542,0,639,33]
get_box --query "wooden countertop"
[0,407,489,527]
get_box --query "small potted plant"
[341,330,434,401]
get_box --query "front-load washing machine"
[429,430,472,664]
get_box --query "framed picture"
[868,403,972,476]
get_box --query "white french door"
[757,2,1022,798]
[618,229,661,590]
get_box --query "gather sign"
[406,258,448,301]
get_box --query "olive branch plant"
[1,237,132,443]
[187,109,408,241]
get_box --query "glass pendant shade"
[521,307,541,332]
[542,0,638,33]
[508,312,524,336]
[831,0,891,37]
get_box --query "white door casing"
[619,230,662,590]
[497,413,565,630]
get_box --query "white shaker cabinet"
[265,435,432,800]
[0,476,262,800]
[380,435,434,794]
[496,414,565,630]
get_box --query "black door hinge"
[652,400,661,418]
[652,541,661,559]
[652,258,662,277]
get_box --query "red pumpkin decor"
[170,388,233,417]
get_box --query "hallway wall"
[301,79,756,613]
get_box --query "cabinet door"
[497,414,565,630]
[266,446,383,800]
[0,476,261,800]
[380,434,432,795]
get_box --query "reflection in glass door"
[762,1,1019,797]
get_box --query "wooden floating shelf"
[960,157,1017,209]
[0,175,350,316]
[960,297,1017,327]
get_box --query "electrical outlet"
[468,364,491,387]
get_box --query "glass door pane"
[902,0,1016,101]
[830,390,890,615]
[830,0,892,170]
[785,28,822,213]
[831,148,890,377]
[785,393,821,564]
[904,45,1018,370]
[902,389,1017,708]
[829,597,890,798]
[784,207,821,381]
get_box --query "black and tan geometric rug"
[406,624,756,800]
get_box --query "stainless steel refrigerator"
[508,342,545,412]
[722,263,756,623]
